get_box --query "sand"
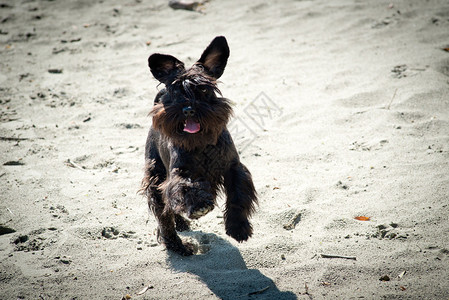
[1,0,449,299]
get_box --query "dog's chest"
[189,145,229,180]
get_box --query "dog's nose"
[183,106,196,117]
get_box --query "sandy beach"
[1,0,449,299]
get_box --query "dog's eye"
[201,88,208,94]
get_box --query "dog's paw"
[168,240,195,256]
[169,179,215,219]
[188,200,215,219]
[226,219,253,242]
[166,179,215,217]
[160,233,194,256]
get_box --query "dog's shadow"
[166,232,297,300]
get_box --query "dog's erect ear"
[196,36,230,79]
[148,54,185,85]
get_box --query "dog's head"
[148,36,233,151]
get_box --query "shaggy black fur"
[141,36,257,256]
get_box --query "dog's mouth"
[183,119,201,134]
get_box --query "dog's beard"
[150,99,232,150]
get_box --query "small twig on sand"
[386,88,398,110]
[168,0,206,12]
[136,284,154,296]
[304,282,313,299]
[65,159,86,171]
[0,136,29,142]
[0,136,43,141]
[320,254,357,260]
[283,211,302,230]
[248,286,270,296]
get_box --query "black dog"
[141,36,257,256]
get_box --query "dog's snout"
[183,106,196,117]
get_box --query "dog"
[141,36,257,256]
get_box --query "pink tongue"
[183,119,200,133]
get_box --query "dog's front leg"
[142,158,193,256]
[223,162,258,242]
